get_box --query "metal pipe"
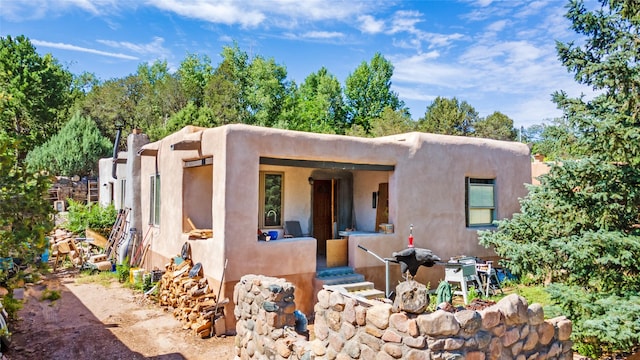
[357,244,396,298]
[111,125,123,179]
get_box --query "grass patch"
[2,294,23,320]
[488,282,564,318]
[75,270,118,287]
[41,289,61,302]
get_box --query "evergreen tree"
[479,1,640,356]
[26,112,112,177]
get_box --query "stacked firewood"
[187,229,213,239]
[158,258,227,338]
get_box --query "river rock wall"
[234,274,573,360]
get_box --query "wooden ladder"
[87,179,99,204]
[105,208,130,262]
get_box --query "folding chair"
[283,221,303,238]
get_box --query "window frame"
[149,173,161,226]
[465,177,496,227]
[258,171,284,229]
[119,178,126,210]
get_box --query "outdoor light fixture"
[308,177,314,185]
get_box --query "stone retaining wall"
[234,274,573,360]
[233,275,311,359]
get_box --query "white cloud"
[388,10,423,34]
[514,0,551,18]
[301,31,345,40]
[96,37,169,58]
[392,84,437,103]
[357,15,385,34]
[0,0,121,20]
[486,19,509,32]
[475,0,494,6]
[146,0,265,28]
[145,0,379,29]
[421,33,465,49]
[392,53,474,89]
[31,39,138,60]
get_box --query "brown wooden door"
[313,180,333,255]
[375,183,389,230]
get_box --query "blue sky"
[1,0,594,128]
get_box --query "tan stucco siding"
[139,125,531,330]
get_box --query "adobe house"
[131,124,530,331]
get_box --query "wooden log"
[186,217,197,231]
[214,316,226,336]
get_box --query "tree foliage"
[26,112,112,177]
[178,54,213,107]
[148,102,219,140]
[246,55,289,127]
[65,199,117,234]
[369,108,415,137]
[0,35,73,157]
[284,67,346,134]
[344,53,404,134]
[417,97,479,136]
[479,0,640,356]
[524,118,581,160]
[474,111,517,141]
[0,134,53,279]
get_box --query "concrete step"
[317,272,365,286]
[338,281,377,292]
[351,288,386,300]
[340,281,385,300]
[324,281,386,300]
[316,266,357,278]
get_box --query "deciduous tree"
[417,96,478,136]
[0,35,73,157]
[369,108,415,137]
[285,67,346,134]
[0,134,52,279]
[344,53,404,134]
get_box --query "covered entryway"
[312,179,334,256]
[260,157,394,267]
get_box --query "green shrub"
[41,289,61,302]
[1,294,22,320]
[116,263,130,283]
[548,284,640,358]
[65,199,117,234]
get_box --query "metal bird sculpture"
[392,247,441,280]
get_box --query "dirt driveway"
[7,269,235,360]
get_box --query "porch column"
[125,131,150,233]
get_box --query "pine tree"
[479,1,640,356]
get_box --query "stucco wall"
[139,124,531,332]
[98,154,127,209]
[532,159,551,186]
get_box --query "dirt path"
[7,270,235,360]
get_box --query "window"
[119,179,126,210]
[466,178,495,227]
[259,172,283,228]
[149,174,160,226]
